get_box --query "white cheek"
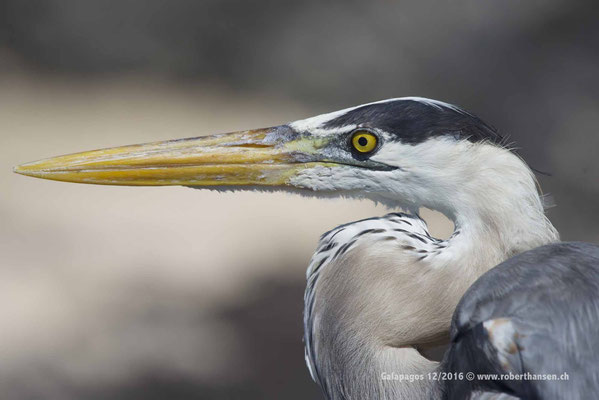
[370,137,471,172]
[370,142,406,167]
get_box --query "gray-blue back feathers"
[441,242,599,400]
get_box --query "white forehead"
[288,97,461,135]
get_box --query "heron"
[14,97,598,399]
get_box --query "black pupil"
[358,136,369,147]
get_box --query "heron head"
[14,97,506,212]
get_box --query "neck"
[437,144,559,276]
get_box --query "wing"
[441,242,599,400]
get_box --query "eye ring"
[351,130,378,154]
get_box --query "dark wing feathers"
[441,242,599,400]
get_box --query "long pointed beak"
[14,126,330,187]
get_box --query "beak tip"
[13,164,25,175]
[14,162,40,178]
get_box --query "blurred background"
[1,1,598,399]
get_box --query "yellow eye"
[351,131,378,153]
